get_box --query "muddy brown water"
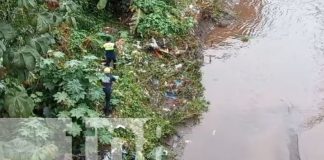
[182,0,324,159]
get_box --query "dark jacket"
[102,74,116,89]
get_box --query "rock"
[217,19,232,28]
[165,134,181,147]
[214,10,235,28]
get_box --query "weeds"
[0,0,219,159]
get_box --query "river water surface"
[183,0,324,159]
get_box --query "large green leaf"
[36,14,52,33]
[0,40,6,57]
[60,0,78,13]
[11,46,40,71]
[97,0,108,10]
[67,123,82,137]
[53,92,69,103]
[129,7,144,34]
[88,87,104,102]
[65,80,83,94]
[4,87,35,117]
[0,23,17,41]
[70,107,87,119]
[98,129,113,144]
[17,0,37,9]
[30,144,58,160]
[2,138,36,159]
[30,34,55,55]
[65,16,77,28]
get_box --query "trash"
[146,38,170,58]
[151,79,160,86]
[172,44,188,55]
[212,130,216,136]
[103,27,118,34]
[101,145,132,160]
[175,64,183,71]
[162,78,188,109]
[166,134,181,147]
[162,108,171,112]
[133,41,142,49]
[116,38,126,55]
[102,150,112,160]
[164,99,181,108]
[138,69,147,73]
[174,80,183,87]
[165,91,177,100]
[241,36,250,42]
[43,106,51,117]
[116,124,126,129]
[185,140,192,144]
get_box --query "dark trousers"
[105,51,117,69]
[103,87,112,115]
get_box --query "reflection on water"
[183,0,324,159]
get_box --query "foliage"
[0,0,213,159]
[97,0,108,10]
[4,85,35,117]
[130,0,196,37]
[38,52,104,110]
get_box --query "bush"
[130,0,196,37]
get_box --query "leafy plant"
[0,23,17,41]
[130,0,195,37]
[97,0,108,10]
[4,85,35,117]
[17,0,37,9]
[0,0,210,159]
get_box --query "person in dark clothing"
[102,37,117,69]
[102,67,116,116]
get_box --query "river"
[182,0,324,159]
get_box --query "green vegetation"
[0,0,219,159]
[240,36,250,42]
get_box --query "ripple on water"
[183,0,324,159]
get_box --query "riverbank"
[0,0,228,159]
[106,3,228,159]
[93,1,235,159]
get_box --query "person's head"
[106,36,112,42]
[104,67,111,74]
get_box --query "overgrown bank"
[0,0,222,159]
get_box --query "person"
[103,37,117,69]
[102,67,116,116]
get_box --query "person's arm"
[111,75,117,82]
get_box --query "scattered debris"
[240,36,250,42]
[103,27,118,35]
[162,108,171,112]
[133,41,142,49]
[116,124,126,129]
[166,134,182,148]
[115,38,126,55]
[175,64,183,71]
[185,140,192,144]
[165,91,177,100]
